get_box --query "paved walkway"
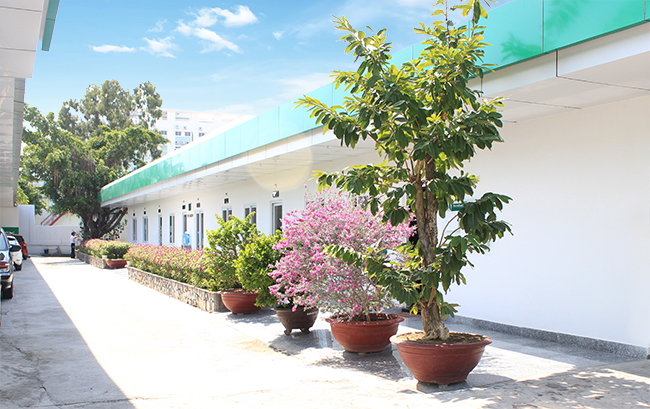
[1,257,648,408]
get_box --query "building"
[100,1,650,356]
[155,109,253,156]
[0,0,59,235]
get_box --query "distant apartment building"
[155,109,253,155]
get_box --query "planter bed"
[76,252,109,269]
[127,266,228,313]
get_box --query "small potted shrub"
[271,190,413,352]
[102,241,132,269]
[206,213,274,314]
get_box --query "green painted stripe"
[100,0,649,203]
[41,0,60,51]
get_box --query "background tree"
[299,0,511,341]
[22,80,167,239]
[16,172,47,215]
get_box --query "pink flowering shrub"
[270,190,414,322]
[81,239,111,258]
[125,244,212,290]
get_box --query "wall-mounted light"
[272,191,280,198]
[188,203,192,211]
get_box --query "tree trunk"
[419,298,450,341]
[413,155,450,340]
[81,207,126,239]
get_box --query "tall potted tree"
[298,0,511,383]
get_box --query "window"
[162,111,168,120]
[198,132,205,137]
[143,217,149,242]
[244,204,257,225]
[132,218,137,241]
[222,207,232,221]
[272,202,282,232]
[158,216,163,245]
[169,214,176,243]
[175,131,181,136]
[160,130,167,136]
[184,131,192,137]
[196,212,204,250]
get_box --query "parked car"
[0,228,20,299]
[7,236,23,271]
[9,234,28,259]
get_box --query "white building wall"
[455,95,650,348]
[123,96,650,349]
[125,149,382,249]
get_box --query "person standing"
[70,232,76,259]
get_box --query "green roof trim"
[100,0,650,204]
[41,0,60,51]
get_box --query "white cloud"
[141,36,178,58]
[209,73,227,82]
[148,19,167,32]
[272,31,284,40]
[176,21,241,54]
[193,27,240,53]
[92,44,137,53]
[275,72,333,99]
[395,0,435,9]
[188,5,258,28]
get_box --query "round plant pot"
[325,313,404,353]
[391,332,492,385]
[274,306,319,335]
[105,259,127,269]
[219,290,261,314]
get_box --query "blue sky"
[26,0,513,118]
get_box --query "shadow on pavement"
[0,258,135,408]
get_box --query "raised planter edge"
[76,252,109,269]
[127,266,228,313]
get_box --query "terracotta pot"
[274,306,319,335]
[391,332,492,385]
[325,313,404,353]
[105,259,127,269]
[219,290,261,314]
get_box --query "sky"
[26,0,513,119]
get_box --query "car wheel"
[14,263,22,271]
[2,286,13,299]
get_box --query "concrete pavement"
[1,256,648,408]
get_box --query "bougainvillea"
[125,244,211,290]
[270,190,414,321]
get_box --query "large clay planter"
[274,306,319,335]
[105,259,127,269]
[391,332,492,385]
[219,290,261,314]
[325,313,404,353]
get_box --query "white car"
[7,236,22,271]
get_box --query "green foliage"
[233,231,282,307]
[81,239,131,259]
[205,213,261,290]
[21,80,167,239]
[125,245,208,288]
[297,0,511,330]
[102,241,132,260]
[16,173,47,215]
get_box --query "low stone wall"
[127,266,228,313]
[76,252,108,269]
